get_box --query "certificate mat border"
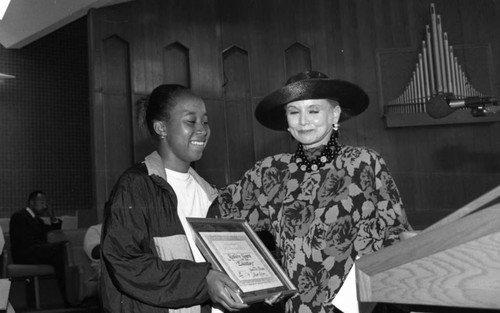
[199,231,283,293]
[186,218,297,304]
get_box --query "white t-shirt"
[165,168,211,263]
[166,168,225,313]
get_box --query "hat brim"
[255,79,369,131]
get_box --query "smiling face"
[286,99,341,148]
[155,92,210,172]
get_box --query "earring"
[160,135,166,140]
[333,123,339,139]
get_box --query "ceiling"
[0,0,133,49]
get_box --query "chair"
[2,229,98,310]
[1,233,58,310]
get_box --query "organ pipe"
[386,3,484,114]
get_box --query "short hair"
[28,190,45,202]
[143,84,193,137]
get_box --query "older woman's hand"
[399,231,420,240]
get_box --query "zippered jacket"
[101,151,217,313]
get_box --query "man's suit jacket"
[9,208,61,262]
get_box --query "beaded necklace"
[293,131,341,172]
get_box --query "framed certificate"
[186,218,297,304]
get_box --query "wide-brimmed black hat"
[255,70,369,131]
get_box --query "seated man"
[9,190,71,305]
[83,223,102,280]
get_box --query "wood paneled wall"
[88,0,500,229]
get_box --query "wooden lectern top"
[356,185,500,310]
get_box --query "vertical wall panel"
[101,35,133,209]
[284,42,312,79]
[163,42,191,87]
[222,46,255,182]
[218,0,293,162]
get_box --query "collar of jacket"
[143,151,218,203]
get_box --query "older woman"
[209,71,412,313]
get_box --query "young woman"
[101,84,249,313]
[209,71,413,313]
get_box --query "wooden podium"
[356,185,500,311]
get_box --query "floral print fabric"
[214,145,412,313]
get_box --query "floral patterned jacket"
[209,145,412,313]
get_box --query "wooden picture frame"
[186,218,297,304]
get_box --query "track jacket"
[101,151,218,313]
